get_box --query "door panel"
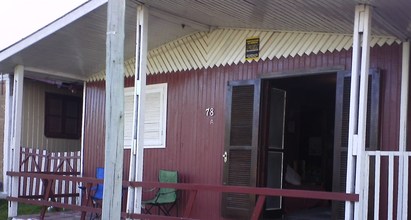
[265,88,286,210]
[332,69,380,219]
[222,80,260,219]
[268,88,286,150]
[266,151,283,210]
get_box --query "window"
[124,83,168,148]
[44,93,82,139]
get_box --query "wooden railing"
[364,151,411,220]
[19,147,81,204]
[6,171,359,220]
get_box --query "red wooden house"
[1,0,411,219]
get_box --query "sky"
[0,0,87,50]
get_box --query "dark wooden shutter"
[332,69,380,219]
[221,80,260,219]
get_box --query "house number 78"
[205,107,215,117]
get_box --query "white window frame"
[124,83,167,149]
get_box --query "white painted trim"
[397,41,410,219]
[24,67,87,81]
[80,82,87,179]
[402,156,409,220]
[1,74,11,194]
[345,4,362,219]
[127,5,148,215]
[124,87,134,149]
[346,4,373,220]
[374,151,381,219]
[0,0,107,62]
[143,83,167,148]
[364,151,411,219]
[8,65,24,218]
[124,83,167,149]
[355,5,372,220]
[399,41,409,152]
[388,155,394,219]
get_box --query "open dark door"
[332,69,380,219]
[264,88,286,211]
[221,80,261,219]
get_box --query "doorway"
[221,70,380,219]
[259,73,337,217]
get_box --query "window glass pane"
[64,118,79,135]
[48,97,62,115]
[65,100,79,118]
[46,116,63,133]
[44,93,82,139]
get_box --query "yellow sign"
[245,37,260,61]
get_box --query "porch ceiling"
[0,0,410,82]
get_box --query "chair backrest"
[96,167,104,179]
[94,167,104,200]
[156,170,178,203]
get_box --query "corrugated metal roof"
[138,0,411,39]
[88,29,400,81]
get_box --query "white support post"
[399,41,409,152]
[8,65,24,218]
[2,74,11,196]
[79,81,87,205]
[397,41,410,220]
[127,4,148,215]
[345,4,372,220]
[102,0,125,219]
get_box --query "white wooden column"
[127,4,148,215]
[8,65,24,218]
[2,74,11,195]
[79,81,87,205]
[102,0,125,219]
[345,4,372,220]
[397,41,410,220]
[399,41,410,152]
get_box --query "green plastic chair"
[142,170,178,216]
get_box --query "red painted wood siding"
[83,44,402,219]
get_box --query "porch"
[6,147,411,219]
[7,170,359,220]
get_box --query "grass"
[0,199,43,220]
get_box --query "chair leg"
[90,200,102,220]
[158,203,176,216]
[144,204,154,214]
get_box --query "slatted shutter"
[221,80,261,219]
[124,83,167,148]
[332,69,380,219]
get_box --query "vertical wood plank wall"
[22,79,82,152]
[83,44,402,219]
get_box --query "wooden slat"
[387,155,394,219]
[18,147,81,204]
[374,152,381,220]
[89,29,400,81]
[365,151,411,220]
[363,153,370,220]
[402,156,409,220]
